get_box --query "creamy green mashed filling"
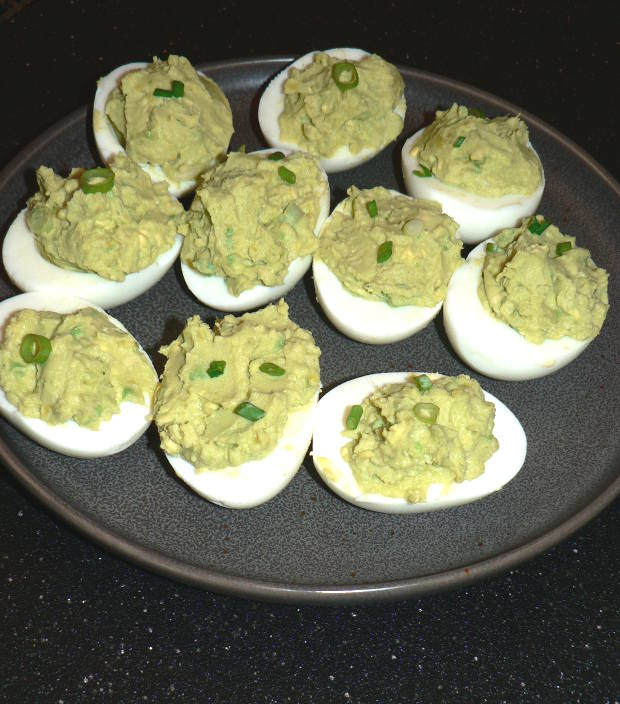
[316,186,462,307]
[153,300,320,470]
[105,54,233,183]
[479,216,609,343]
[180,151,324,295]
[279,52,404,157]
[412,104,543,197]
[343,374,498,503]
[26,155,184,281]
[0,308,155,429]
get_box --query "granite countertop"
[1,1,618,701]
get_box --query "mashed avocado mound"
[180,151,325,295]
[0,308,155,429]
[479,216,609,343]
[412,104,543,197]
[317,186,462,307]
[153,300,320,470]
[343,374,498,503]
[105,54,233,183]
[279,52,404,157]
[26,155,184,281]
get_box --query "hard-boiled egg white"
[163,392,318,509]
[312,372,526,513]
[0,292,156,457]
[181,149,330,312]
[401,128,545,244]
[2,209,182,309]
[443,239,593,380]
[312,190,444,344]
[258,48,406,173]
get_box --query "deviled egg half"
[443,216,609,380]
[402,104,545,244]
[153,300,321,509]
[312,186,463,343]
[0,292,157,457]
[2,155,184,309]
[93,54,234,197]
[259,48,406,173]
[179,149,330,312]
[312,372,526,513]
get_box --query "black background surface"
[0,1,618,702]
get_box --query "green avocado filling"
[479,217,609,343]
[316,186,463,307]
[104,54,234,183]
[26,154,184,281]
[411,103,543,197]
[0,308,155,429]
[279,52,405,158]
[153,300,321,470]
[343,374,498,503]
[180,151,325,295]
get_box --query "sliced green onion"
[413,164,432,178]
[367,200,378,218]
[377,241,393,264]
[468,107,487,119]
[234,401,265,422]
[171,80,184,97]
[486,242,505,254]
[153,87,173,98]
[282,202,303,225]
[259,362,285,376]
[528,216,551,235]
[278,165,296,184]
[207,360,226,378]
[80,168,115,194]
[331,62,359,92]
[346,404,363,430]
[414,402,439,425]
[414,374,433,393]
[556,241,572,256]
[20,334,52,364]
[453,135,466,148]
[268,151,285,161]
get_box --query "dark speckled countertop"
[1,1,618,701]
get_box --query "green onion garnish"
[259,362,285,376]
[367,200,378,218]
[153,88,172,97]
[528,217,551,235]
[414,374,433,393]
[153,80,184,99]
[377,241,393,264]
[207,360,226,378]
[453,136,466,148]
[413,164,432,178]
[556,241,572,256]
[80,168,115,194]
[278,165,296,184]
[346,405,363,430]
[486,242,505,254]
[414,402,439,425]
[468,107,487,119]
[234,401,265,422]
[268,151,285,161]
[331,61,359,92]
[19,334,52,364]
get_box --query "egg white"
[401,129,545,244]
[0,292,156,457]
[443,240,593,380]
[181,149,330,312]
[2,209,182,310]
[164,392,318,509]
[312,372,526,513]
[312,190,446,344]
[258,48,407,173]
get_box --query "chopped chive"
[413,164,432,178]
[486,242,505,254]
[278,165,296,184]
[80,168,115,194]
[468,107,487,119]
[346,404,363,430]
[171,80,184,98]
[453,135,466,148]
[528,216,551,235]
[377,241,393,264]
[268,151,285,161]
[20,334,52,364]
[234,401,265,422]
[153,87,173,98]
[366,200,378,218]
[207,360,226,378]
[414,374,433,393]
[259,362,285,376]
[556,241,572,256]
[414,402,439,425]
[331,61,359,92]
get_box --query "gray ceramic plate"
[0,58,618,604]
